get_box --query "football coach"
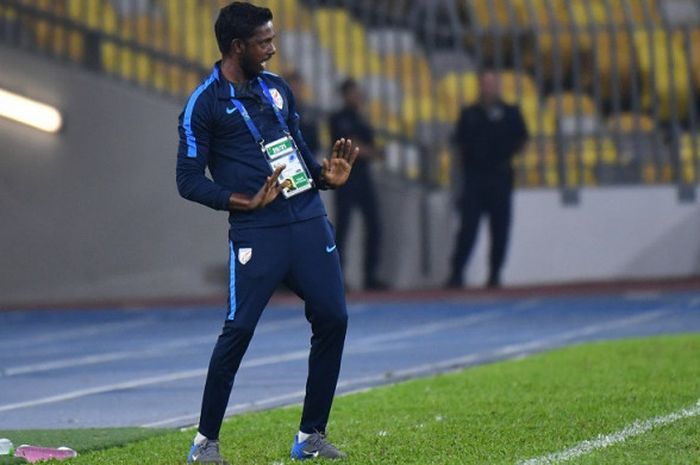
[176,2,359,463]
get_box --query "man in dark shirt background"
[447,69,528,289]
[330,79,386,290]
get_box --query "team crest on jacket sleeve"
[238,248,252,265]
[269,88,285,110]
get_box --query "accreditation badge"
[264,136,314,198]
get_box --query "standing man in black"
[330,79,386,290]
[447,70,528,289]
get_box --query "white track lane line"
[0,310,504,413]
[0,315,308,377]
[516,399,700,465]
[142,309,671,428]
[0,318,157,350]
[1,305,378,376]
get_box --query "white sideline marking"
[516,399,700,465]
[0,318,156,350]
[1,305,377,376]
[0,310,503,414]
[0,315,309,377]
[142,309,670,428]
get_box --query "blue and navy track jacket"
[176,62,328,229]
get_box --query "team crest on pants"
[238,248,252,265]
[269,88,284,110]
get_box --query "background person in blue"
[176,3,358,464]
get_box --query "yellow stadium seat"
[198,2,218,65]
[517,0,594,84]
[607,112,656,133]
[516,138,559,187]
[515,140,547,187]
[635,28,691,121]
[594,30,635,101]
[545,92,597,117]
[499,70,538,104]
[680,133,700,184]
[368,100,401,134]
[313,8,381,79]
[256,0,310,31]
[436,71,478,123]
[99,3,119,75]
[401,94,435,135]
[521,96,555,136]
[564,136,618,186]
[689,28,700,96]
[384,52,433,99]
[468,0,519,29]
[163,0,184,55]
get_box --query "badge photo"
[238,248,252,265]
[269,88,284,110]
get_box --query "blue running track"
[1,291,699,429]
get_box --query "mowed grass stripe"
[2,334,698,465]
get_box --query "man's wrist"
[318,174,337,190]
[228,193,255,211]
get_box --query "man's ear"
[231,38,245,55]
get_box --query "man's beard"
[241,52,264,79]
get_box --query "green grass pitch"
[1,333,698,464]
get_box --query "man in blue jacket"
[176,3,358,463]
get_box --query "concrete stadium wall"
[0,44,228,306]
[423,187,700,289]
[1,44,699,306]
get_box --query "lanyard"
[229,77,289,150]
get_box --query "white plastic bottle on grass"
[0,438,14,456]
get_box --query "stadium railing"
[0,0,698,201]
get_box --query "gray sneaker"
[290,432,346,460]
[187,439,230,464]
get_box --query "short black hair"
[215,2,273,55]
[339,78,358,96]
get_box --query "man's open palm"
[321,138,359,188]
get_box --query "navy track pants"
[198,216,347,439]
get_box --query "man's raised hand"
[321,138,359,188]
[229,165,290,211]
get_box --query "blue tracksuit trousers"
[198,215,347,439]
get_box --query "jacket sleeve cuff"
[217,189,233,211]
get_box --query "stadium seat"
[364,75,403,114]
[401,94,435,136]
[606,112,671,183]
[279,31,337,111]
[313,8,382,79]
[544,92,599,136]
[517,0,593,81]
[521,96,555,137]
[366,99,401,141]
[255,0,310,32]
[689,28,700,96]
[607,112,656,133]
[635,28,691,121]
[467,0,520,29]
[436,71,478,123]
[680,132,700,184]
[499,70,538,103]
[366,27,417,56]
[515,137,559,187]
[563,135,618,186]
[384,52,433,97]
